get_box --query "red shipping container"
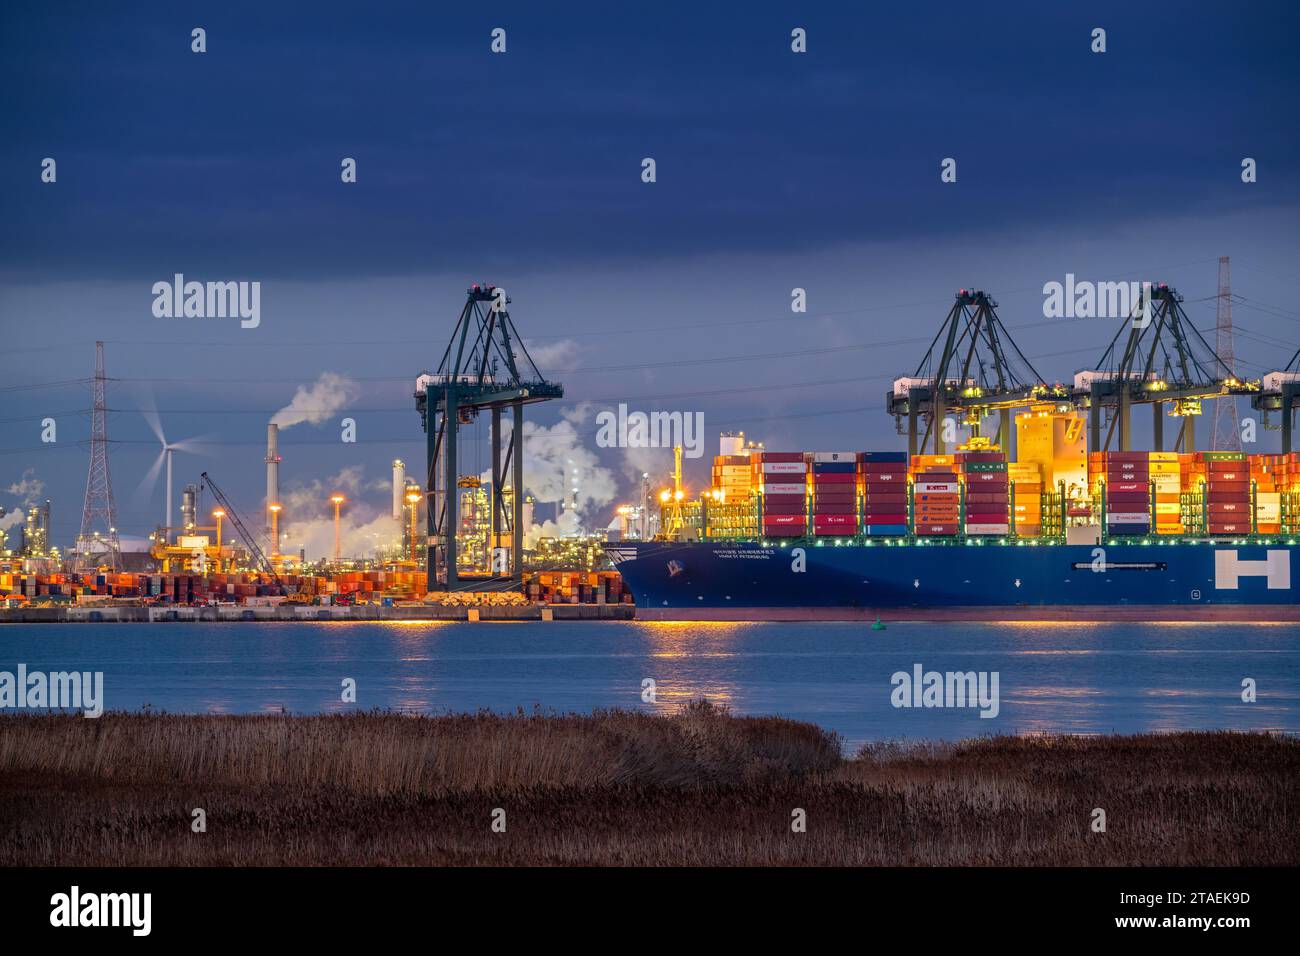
[916,524,958,535]
[965,492,1007,504]
[759,494,800,509]
[1095,451,1147,462]
[812,502,855,514]
[967,504,1007,516]
[813,492,857,504]
[958,451,1006,463]
[1207,522,1248,534]
[859,470,906,482]
[1108,491,1149,504]
[757,452,804,463]
[1206,459,1246,471]
[1207,481,1249,494]
[762,514,805,526]
[1108,481,1147,494]
[863,481,907,494]
[763,500,805,515]
[812,514,855,527]
[862,512,907,525]
[863,494,907,506]
[811,472,855,484]
[965,472,1008,483]
[859,463,907,475]
[1208,502,1249,514]
[763,527,805,537]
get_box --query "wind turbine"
[138,401,210,535]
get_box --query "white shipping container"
[915,482,960,494]
[965,523,1010,535]
[763,483,807,496]
[761,462,806,474]
[1106,512,1152,524]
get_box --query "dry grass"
[1,703,1295,866]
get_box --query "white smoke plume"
[270,372,361,429]
[6,469,46,506]
[524,510,582,549]
[481,412,616,534]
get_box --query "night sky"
[2,1,1298,553]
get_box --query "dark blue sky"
[2,1,1298,552]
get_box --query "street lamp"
[212,509,225,548]
[405,490,421,563]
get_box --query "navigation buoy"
[871,616,886,631]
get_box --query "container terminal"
[2,276,1299,623]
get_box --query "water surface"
[2,620,1296,749]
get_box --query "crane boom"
[200,471,284,592]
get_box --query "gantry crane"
[888,289,1066,455]
[1253,345,1300,454]
[1071,283,1261,453]
[415,285,563,591]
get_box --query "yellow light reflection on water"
[631,621,745,707]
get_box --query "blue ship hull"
[606,540,1300,621]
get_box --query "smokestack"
[392,459,406,521]
[265,423,280,534]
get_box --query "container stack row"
[810,452,856,536]
[1089,451,1151,535]
[1149,452,1182,535]
[859,451,909,534]
[1009,462,1042,536]
[959,450,1010,535]
[1198,451,1251,536]
[711,454,754,500]
[756,452,806,537]
[910,454,961,536]
[1250,456,1282,534]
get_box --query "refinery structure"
[2,267,1299,618]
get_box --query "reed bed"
[1,703,1294,866]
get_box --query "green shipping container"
[965,461,1008,472]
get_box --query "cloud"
[481,417,617,529]
[270,372,361,429]
[525,338,581,373]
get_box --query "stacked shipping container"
[1089,451,1151,534]
[810,452,857,536]
[910,454,960,536]
[1009,462,1042,536]
[711,454,754,500]
[959,450,1010,535]
[859,451,909,534]
[1252,455,1282,534]
[1150,451,1182,535]
[755,451,807,537]
[1198,451,1251,535]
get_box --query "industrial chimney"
[265,423,281,535]
[392,459,405,521]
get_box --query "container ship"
[608,414,1300,622]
